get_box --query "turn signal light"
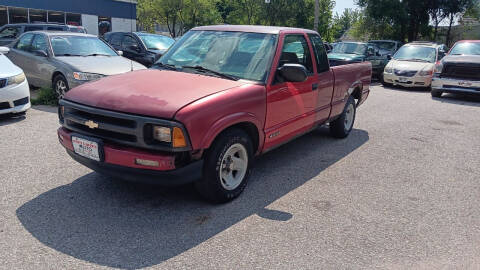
[172,127,187,148]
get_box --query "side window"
[32,34,48,52]
[24,26,44,32]
[122,35,139,50]
[47,26,64,31]
[280,35,313,73]
[0,26,21,38]
[308,34,330,73]
[110,34,123,47]
[14,33,34,52]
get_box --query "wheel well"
[211,122,260,154]
[51,72,64,84]
[352,86,362,105]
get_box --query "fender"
[200,112,265,154]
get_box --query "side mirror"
[117,50,123,56]
[33,49,48,57]
[278,64,308,83]
[0,46,10,54]
[387,54,392,60]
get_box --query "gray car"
[6,31,146,98]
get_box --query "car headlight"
[384,66,393,74]
[6,72,26,86]
[434,62,443,74]
[73,72,104,81]
[418,67,433,76]
[153,126,187,148]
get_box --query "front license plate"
[72,136,101,161]
[398,77,408,83]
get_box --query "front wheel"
[330,96,356,139]
[195,128,253,203]
[53,75,69,100]
[431,88,443,98]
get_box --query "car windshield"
[370,41,396,51]
[394,46,436,63]
[332,43,367,55]
[50,36,117,56]
[137,33,175,50]
[449,42,480,55]
[157,30,278,82]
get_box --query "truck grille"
[0,79,6,88]
[394,69,417,77]
[59,100,191,152]
[442,63,480,80]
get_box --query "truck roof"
[192,25,318,35]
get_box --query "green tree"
[444,0,475,45]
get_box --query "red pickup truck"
[58,25,371,202]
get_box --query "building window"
[48,10,65,24]
[66,13,81,26]
[0,6,7,27]
[9,7,28,24]
[29,9,47,23]
[98,16,111,37]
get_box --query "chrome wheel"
[219,143,248,191]
[55,79,67,99]
[344,103,355,131]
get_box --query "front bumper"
[432,77,480,95]
[58,127,202,185]
[383,72,432,87]
[0,79,31,114]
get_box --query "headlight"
[73,72,104,81]
[434,62,443,74]
[418,67,433,76]
[153,126,187,148]
[7,72,26,86]
[384,66,393,73]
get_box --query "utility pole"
[314,0,319,32]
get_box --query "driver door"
[29,34,55,88]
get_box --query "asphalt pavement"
[1,84,480,269]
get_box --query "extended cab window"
[110,34,123,47]
[308,34,330,73]
[15,33,34,52]
[25,26,44,32]
[280,35,313,73]
[122,35,139,51]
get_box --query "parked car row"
[0,23,87,46]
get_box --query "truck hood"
[56,56,146,75]
[328,53,364,62]
[64,69,248,119]
[441,55,480,64]
[386,59,434,72]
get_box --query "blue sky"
[333,0,357,15]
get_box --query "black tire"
[195,128,253,203]
[330,96,356,139]
[53,74,69,100]
[431,88,443,98]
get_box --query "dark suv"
[104,32,175,67]
[0,23,87,46]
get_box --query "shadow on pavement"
[432,93,480,107]
[0,112,26,126]
[17,127,369,269]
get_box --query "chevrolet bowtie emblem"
[84,120,99,129]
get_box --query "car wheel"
[330,96,356,139]
[53,75,69,100]
[195,128,253,203]
[431,88,443,98]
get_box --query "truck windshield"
[156,30,278,82]
[450,42,480,55]
[332,43,367,55]
[394,46,436,63]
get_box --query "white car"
[0,46,30,115]
[383,42,447,88]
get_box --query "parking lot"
[1,83,480,269]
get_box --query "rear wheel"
[53,75,69,100]
[195,128,253,203]
[330,96,356,139]
[431,88,443,98]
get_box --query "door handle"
[312,83,319,91]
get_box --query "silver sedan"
[6,31,146,98]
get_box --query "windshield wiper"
[152,62,177,70]
[181,65,239,81]
[55,53,83,57]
